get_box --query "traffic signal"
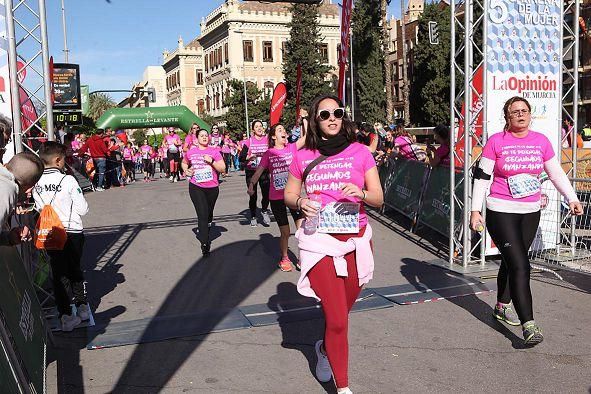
[428,21,439,45]
[147,87,156,103]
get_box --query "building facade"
[386,0,424,121]
[198,0,341,119]
[162,37,206,116]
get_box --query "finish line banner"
[485,0,562,253]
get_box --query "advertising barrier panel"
[418,166,464,237]
[0,246,47,393]
[383,159,430,222]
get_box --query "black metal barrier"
[378,158,464,237]
[0,245,47,393]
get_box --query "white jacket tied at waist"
[296,223,374,301]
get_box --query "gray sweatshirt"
[0,165,19,245]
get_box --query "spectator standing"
[78,129,110,191]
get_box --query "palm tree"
[88,92,116,121]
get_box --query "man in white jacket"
[33,142,90,332]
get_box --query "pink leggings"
[307,230,365,388]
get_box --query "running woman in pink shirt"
[247,123,306,271]
[164,127,182,182]
[140,140,153,182]
[471,96,583,347]
[240,120,271,227]
[182,128,226,256]
[284,95,384,394]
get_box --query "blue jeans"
[93,158,106,188]
[233,154,240,171]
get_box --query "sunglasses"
[317,108,345,121]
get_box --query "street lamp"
[234,29,250,138]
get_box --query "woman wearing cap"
[182,128,226,256]
[284,94,383,394]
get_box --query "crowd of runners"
[0,92,585,394]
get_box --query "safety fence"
[530,178,591,275]
[378,157,462,238]
[0,245,48,394]
[377,157,591,276]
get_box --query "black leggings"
[48,232,87,317]
[486,209,540,323]
[245,169,270,217]
[123,160,135,180]
[189,183,219,245]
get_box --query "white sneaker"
[169,176,174,181]
[95,187,105,192]
[315,340,332,383]
[337,389,353,394]
[262,210,271,225]
[61,314,81,332]
[77,304,90,321]
[250,218,258,227]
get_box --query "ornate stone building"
[162,37,206,116]
[198,0,341,118]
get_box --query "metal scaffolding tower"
[448,0,582,270]
[6,0,54,154]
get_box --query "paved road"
[47,172,591,393]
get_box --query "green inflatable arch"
[96,106,210,132]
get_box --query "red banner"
[295,64,302,126]
[455,65,483,167]
[269,82,287,127]
[19,86,38,132]
[338,0,352,101]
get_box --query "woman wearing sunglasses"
[284,94,384,394]
[471,96,583,346]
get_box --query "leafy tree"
[409,3,452,126]
[282,3,333,126]
[88,92,116,122]
[223,79,271,139]
[352,0,386,124]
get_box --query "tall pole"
[61,0,69,62]
[400,0,410,126]
[349,28,355,121]
[235,29,250,137]
[382,0,393,124]
[40,0,55,141]
[6,0,23,153]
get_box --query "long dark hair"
[268,123,285,148]
[503,96,531,131]
[305,94,356,150]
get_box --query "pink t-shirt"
[259,143,298,200]
[165,134,181,153]
[71,140,81,151]
[289,142,376,228]
[221,137,234,154]
[184,146,223,188]
[244,135,269,170]
[482,130,554,203]
[184,134,195,148]
[140,145,152,159]
[394,135,415,160]
[123,147,133,160]
[209,134,223,150]
[435,144,450,166]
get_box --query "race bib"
[318,202,360,234]
[168,145,178,153]
[273,172,288,190]
[193,167,214,183]
[508,174,541,199]
[142,152,149,159]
